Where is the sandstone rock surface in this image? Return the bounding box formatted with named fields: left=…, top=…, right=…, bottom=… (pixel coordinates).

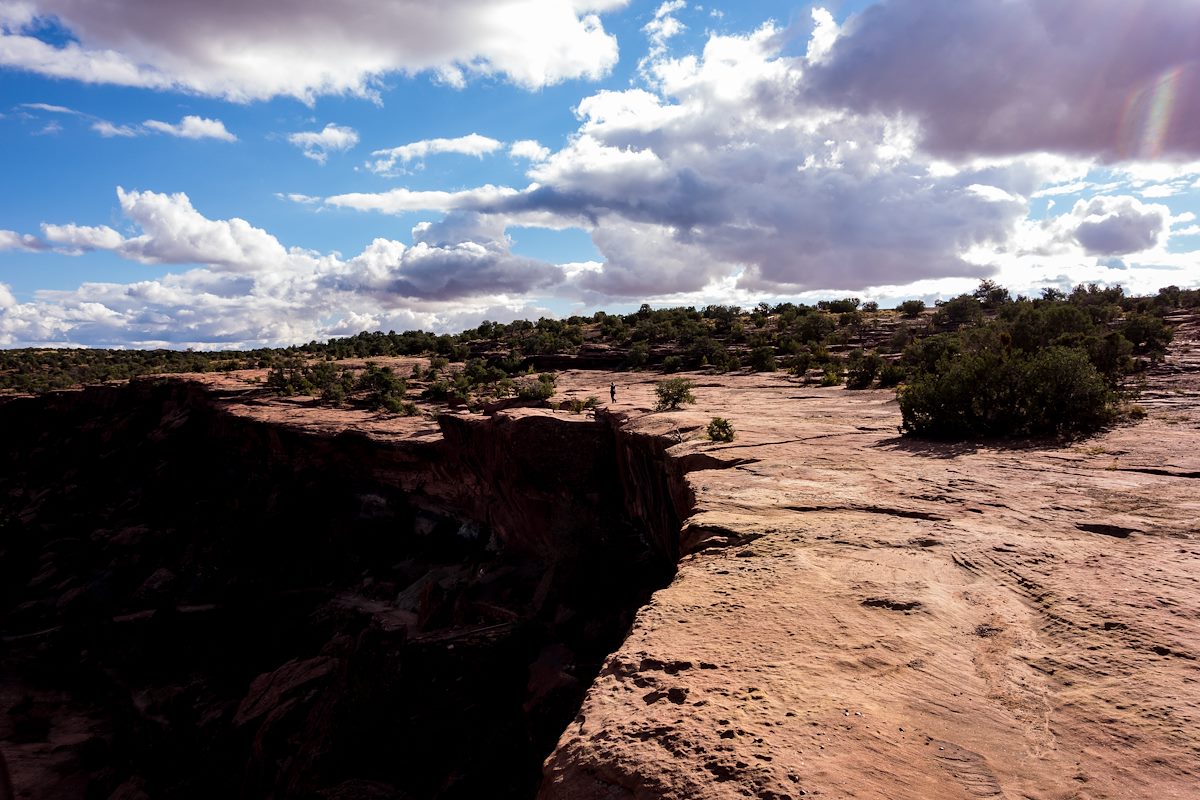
left=540, top=316, right=1200, bottom=799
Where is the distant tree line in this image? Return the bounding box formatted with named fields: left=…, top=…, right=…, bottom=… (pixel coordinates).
left=2, top=283, right=1196, bottom=441
left=0, top=348, right=266, bottom=395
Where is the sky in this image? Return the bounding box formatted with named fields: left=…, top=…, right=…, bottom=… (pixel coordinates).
left=0, top=0, right=1198, bottom=349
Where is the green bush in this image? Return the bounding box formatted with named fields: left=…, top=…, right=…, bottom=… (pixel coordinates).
left=266, top=358, right=358, bottom=405
left=820, top=365, right=842, bottom=386
left=320, top=382, right=347, bottom=406
left=266, top=356, right=313, bottom=396
left=662, top=355, right=683, bottom=373
left=933, top=294, right=984, bottom=329
left=818, top=298, right=860, bottom=313
left=1086, top=331, right=1134, bottom=380
left=625, top=341, right=650, bottom=369
left=706, top=344, right=735, bottom=372
left=899, top=299, right=926, bottom=318
left=1021, top=347, right=1116, bottom=431
left=517, top=372, right=556, bottom=401
left=497, top=349, right=525, bottom=373
left=839, top=311, right=863, bottom=329
left=886, top=323, right=918, bottom=353
left=877, top=363, right=906, bottom=388
left=1121, top=312, right=1173, bottom=357
left=973, top=279, right=1011, bottom=309
left=899, top=344, right=1115, bottom=438
left=788, top=351, right=813, bottom=375
left=421, top=378, right=465, bottom=403
left=654, top=377, right=696, bottom=411
left=749, top=346, right=777, bottom=372
left=901, top=333, right=961, bottom=375
left=706, top=417, right=736, bottom=442
left=382, top=397, right=419, bottom=415
left=558, top=396, right=600, bottom=414
left=356, top=364, right=407, bottom=410
left=845, top=350, right=883, bottom=389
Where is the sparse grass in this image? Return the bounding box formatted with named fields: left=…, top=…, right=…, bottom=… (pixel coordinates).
left=558, top=396, right=600, bottom=414
left=1124, top=404, right=1148, bottom=420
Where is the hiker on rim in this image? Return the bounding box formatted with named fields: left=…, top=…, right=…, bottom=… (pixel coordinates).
left=609, top=381, right=617, bottom=402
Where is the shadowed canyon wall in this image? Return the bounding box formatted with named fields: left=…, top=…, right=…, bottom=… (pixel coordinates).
left=0, top=381, right=687, bottom=799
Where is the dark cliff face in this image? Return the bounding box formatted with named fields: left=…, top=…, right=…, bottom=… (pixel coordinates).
left=0, top=381, right=682, bottom=799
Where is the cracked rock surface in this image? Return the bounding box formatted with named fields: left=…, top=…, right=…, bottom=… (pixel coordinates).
left=541, top=314, right=1200, bottom=800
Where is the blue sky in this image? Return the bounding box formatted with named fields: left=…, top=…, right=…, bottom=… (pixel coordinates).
left=0, top=0, right=1197, bottom=347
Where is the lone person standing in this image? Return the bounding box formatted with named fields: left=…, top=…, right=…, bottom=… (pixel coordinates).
left=609, top=381, right=617, bottom=403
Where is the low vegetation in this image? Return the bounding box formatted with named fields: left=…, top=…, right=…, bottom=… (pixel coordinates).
left=2, top=282, right=1194, bottom=437
left=897, top=283, right=1184, bottom=438
left=654, top=378, right=696, bottom=411
left=517, top=372, right=557, bottom=401
left=706, top=417, right=736, bottom=442
left=558, top=396, right=600, bottom=414
left=899, top=336, right=1116, bottom=438
left=845, top=350, right=883, bottom=389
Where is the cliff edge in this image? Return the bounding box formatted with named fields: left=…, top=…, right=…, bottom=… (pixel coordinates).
left=540, top=314, right=1200, bottom=799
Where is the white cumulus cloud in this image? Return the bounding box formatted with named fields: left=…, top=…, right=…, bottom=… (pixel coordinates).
left=0, top=0, right=628, bottom=101
left=643, top=1, right=687, bottom=57
left=276, top=192, right=322, bottom=205
left=113, top=187, right=289, bottom=271
left=41, top=223, right=125, bottom=252
left=367, top=133, right=503, bottom=175
left=0, top=229, right=47, bottom=251
left=91, top=120, right=138, bottom=137
left=509, top=139, right=551, bottom=161
left=0, top=187, right=579, bottom=347
left=805, top=7, right=839, bottom=64
left=288, top=123, right=359, bottom=164
left=325, top=185, right=521, bottom=214
left=142, top=115, right=236, bottom=141
left=4, top=6, right=1199, bottom=348
left=17, top=102, right=235, bottom=141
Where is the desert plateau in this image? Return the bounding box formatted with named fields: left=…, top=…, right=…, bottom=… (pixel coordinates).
left=0, top=308, right=1195, bottom=799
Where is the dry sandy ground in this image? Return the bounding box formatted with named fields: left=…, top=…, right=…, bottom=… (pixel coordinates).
left=192, top=322, right=1199, bottom=800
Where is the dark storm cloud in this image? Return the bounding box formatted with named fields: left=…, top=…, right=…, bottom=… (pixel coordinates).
left=807, top=0, right=1200, bottom=161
